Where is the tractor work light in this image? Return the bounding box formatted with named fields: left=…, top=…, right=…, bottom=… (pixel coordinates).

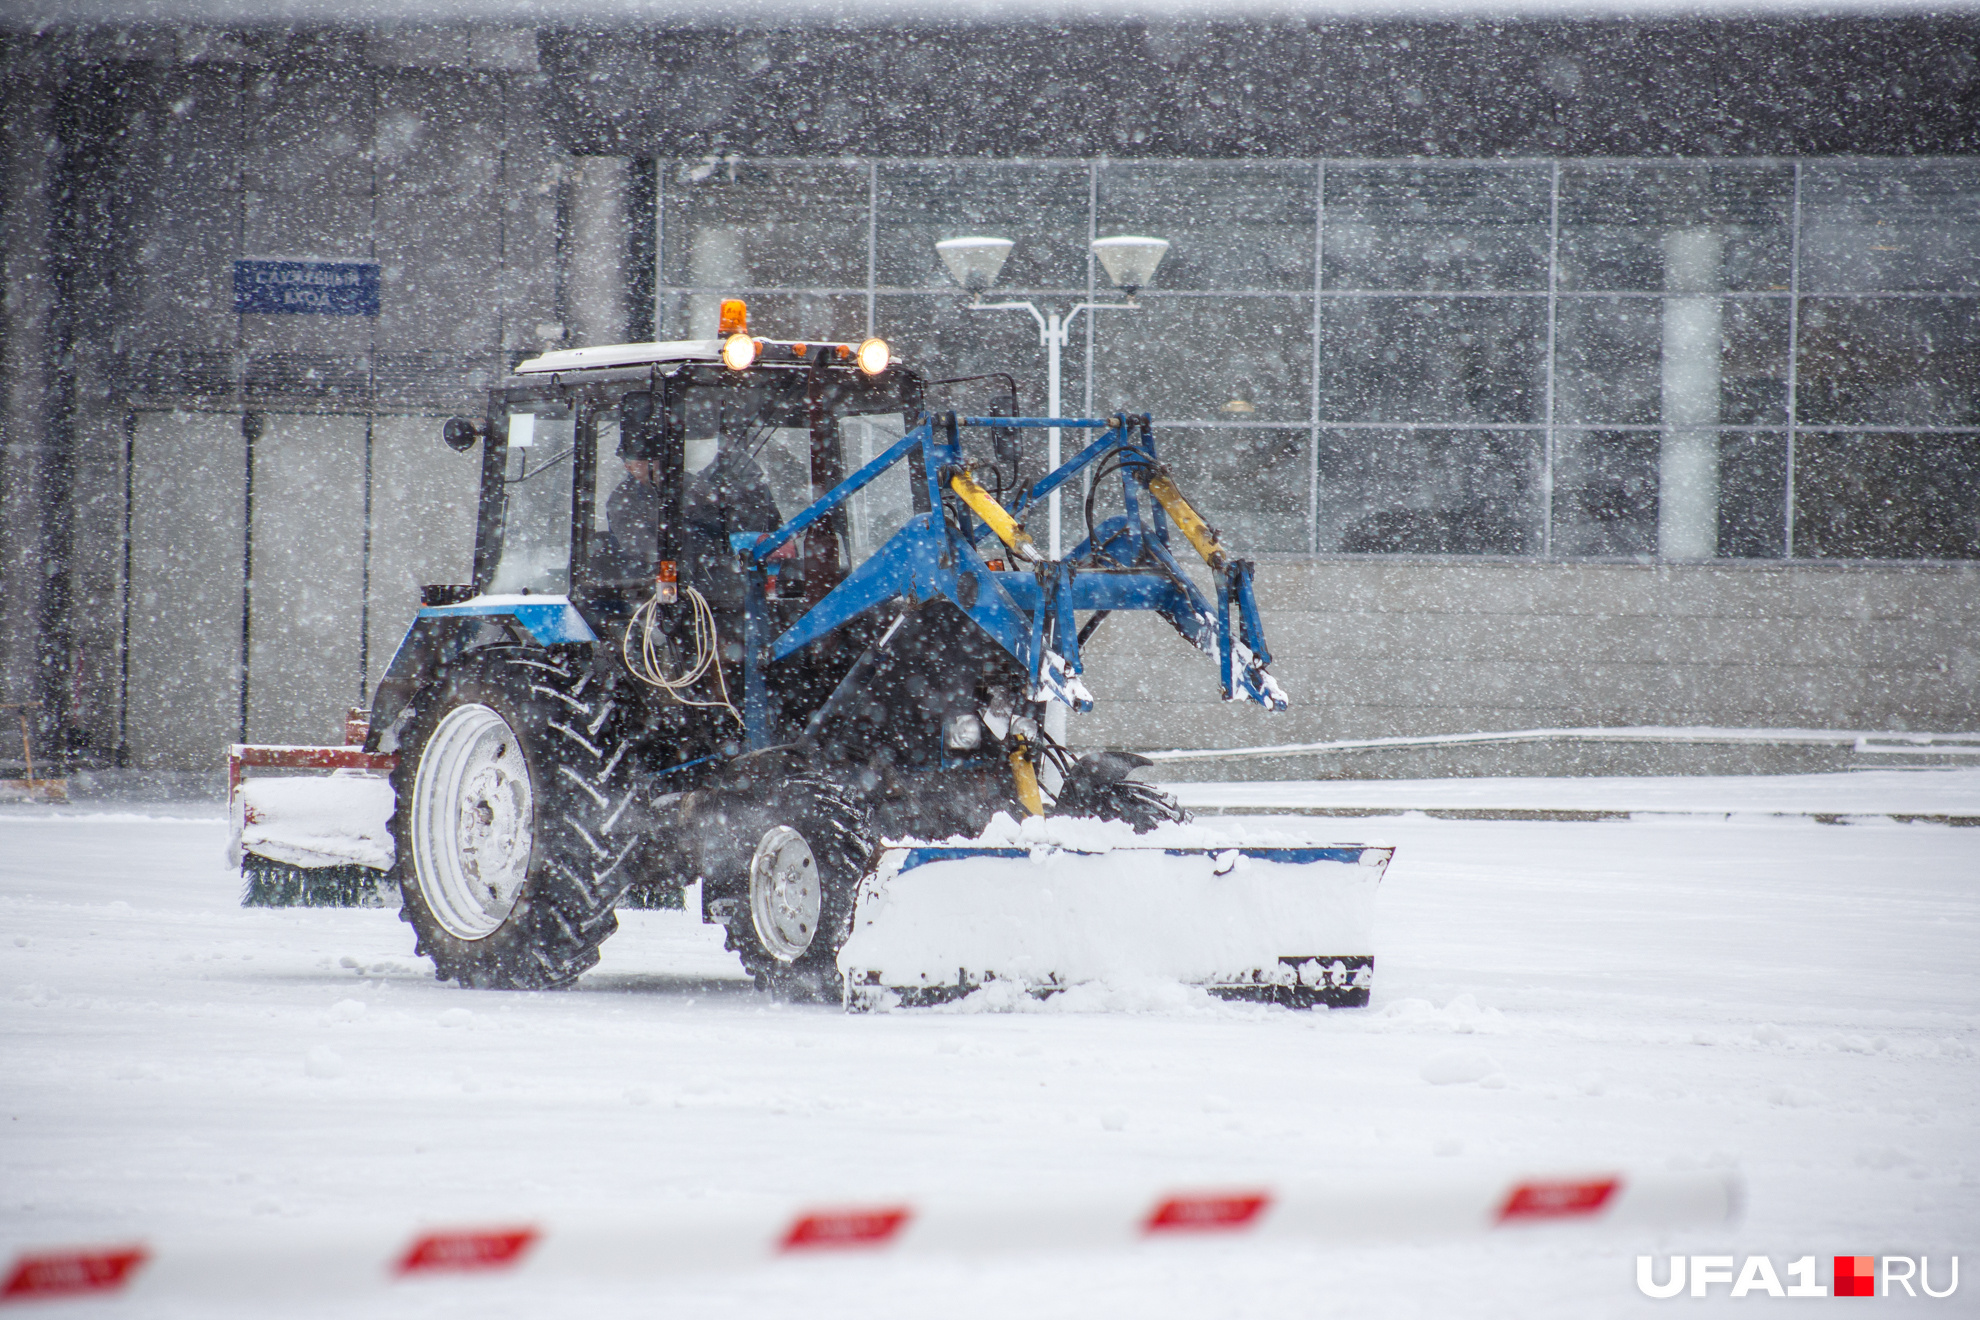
left=857, top=337, right=892, bottom=375
left=722, top=333, right=759, bottom=371
left=942, top=712, right=985, bottom=752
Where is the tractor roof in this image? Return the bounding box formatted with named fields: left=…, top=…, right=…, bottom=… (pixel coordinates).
left=513, top=339, right=721, bottom=374
left=515, top=336, right=878, bottom=377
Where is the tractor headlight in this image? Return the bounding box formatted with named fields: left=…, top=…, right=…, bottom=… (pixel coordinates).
left=856, top=337, right=891, bottom=376
left=942, top=712, right=984, bottom=752
left=722, top=333, right=758, bottom=371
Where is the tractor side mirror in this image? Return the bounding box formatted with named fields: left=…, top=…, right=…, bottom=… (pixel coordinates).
left=442, top=417, right=484, bottom=452
left=986, top=403, right=1021, bottom=473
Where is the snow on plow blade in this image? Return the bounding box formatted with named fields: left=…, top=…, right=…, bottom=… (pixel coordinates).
left=840, top=822, right=1394, bottom=1011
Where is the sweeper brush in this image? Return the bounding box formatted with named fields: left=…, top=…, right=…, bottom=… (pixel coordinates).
left=228, top=303, right=1393, bottom=1007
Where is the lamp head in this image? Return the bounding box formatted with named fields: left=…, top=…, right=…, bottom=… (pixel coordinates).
left=1090, top=235, right=1170, bottom=295
left=935, top=236, right=1015, bottom=292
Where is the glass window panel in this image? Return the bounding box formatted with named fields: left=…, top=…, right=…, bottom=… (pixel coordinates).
left=874, top=162, right=1090, bottom=291
left=1554, top=298, right=1660, bottom=426
left=660, top=160, right=869, bottom=290
left=1092, top=296, right=1312, bottom=423
left=1316, top=429, right=1541, bottom=554
left=656, top=291, right=866, bottom=344
left=1321, top=297, right=1547, bottom=425
left=1802, top=160, right=1980, bottom=293
left=1558, top=164, right=1793, bottom=292
left=872, top=293, right=1081, bottom=420
left=1717, top=433, right=1788, bottom=559
left=1718, top=299, right=1793, bottom=428
left=590, top=405, right=678, bottom=583
left=591, top=415, right=621, bottom=536
left=1796, top=297, right=1980, bottom=427
left=1551, top=430, right=1658, bottom=558
left=1094, top=161, right=1315, bottom=291
left=1323, top=165, right=1551, bottom=291
left=1793, top=432, right=1980, bottom=559
left=1553, top=430, right=1788, bottom=559
left=1554, top=295, right=1788, bottom=426
left=1154, top=428, right=1311, bottom=554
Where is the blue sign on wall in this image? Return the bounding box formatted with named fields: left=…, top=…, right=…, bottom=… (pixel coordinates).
left=233, top=260, right=380, bottom=316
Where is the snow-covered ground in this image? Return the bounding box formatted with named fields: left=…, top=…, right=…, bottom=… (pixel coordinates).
left=4, top=772, right=1976, bottom=1316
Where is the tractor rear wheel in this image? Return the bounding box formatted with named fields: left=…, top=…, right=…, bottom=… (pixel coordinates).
left=391, top=648, right=640, bottom=989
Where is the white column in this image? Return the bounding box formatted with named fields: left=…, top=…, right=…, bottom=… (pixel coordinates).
left=567, top=156, right=630, bottom=347
left=1659, top=226, right=1723, bottom=560
left=687, top=226, right=744, bottom=339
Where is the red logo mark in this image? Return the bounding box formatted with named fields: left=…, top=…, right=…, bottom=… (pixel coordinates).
left=1497, top=1177, right=1620, bottom=1222
left=395, top=1227, right=538, bottom=1275
left=1835, top=1256, right=1877, bottom=1297
left=2, top=1246, right=148, bottom=1302
left=1144, top=1191, right=1272, bottom=1234
left=780, top=1206, right=912, bottom=1252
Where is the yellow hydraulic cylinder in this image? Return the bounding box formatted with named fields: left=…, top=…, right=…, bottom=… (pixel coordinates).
left=948, top=469, right=1045, bottom=564
left=1008, top=739, right=1045, bottom=817
left=1143, top=468, right=1228, bottom=572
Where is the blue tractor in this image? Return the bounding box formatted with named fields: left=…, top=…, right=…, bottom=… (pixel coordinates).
left=233, top=305, right=1389, bottom=1008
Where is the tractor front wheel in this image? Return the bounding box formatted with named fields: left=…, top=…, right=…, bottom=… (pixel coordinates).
left=700, top=776, right=875, bottom=1003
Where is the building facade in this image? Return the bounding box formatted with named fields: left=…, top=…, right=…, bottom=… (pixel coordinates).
left=1, top=16, right=1976, bottom=774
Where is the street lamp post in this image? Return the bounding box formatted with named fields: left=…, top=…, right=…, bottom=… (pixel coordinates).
left=935, top=235, right=1170, bottom=558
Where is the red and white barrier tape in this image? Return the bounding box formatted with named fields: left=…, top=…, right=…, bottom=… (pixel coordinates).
left=2, top=1169, right=1738, bottom=1306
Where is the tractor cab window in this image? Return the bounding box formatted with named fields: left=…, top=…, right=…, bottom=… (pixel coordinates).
left=753, top=428, right=812, bottom=523
left=842, top=411, right=914, bottom=567
left=588, top=405, right=660, bottom=582
left=488, top=402, right=577, bottom=595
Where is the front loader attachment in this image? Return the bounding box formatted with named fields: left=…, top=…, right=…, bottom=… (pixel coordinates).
left=839, top=818, right=1393, bottom=1011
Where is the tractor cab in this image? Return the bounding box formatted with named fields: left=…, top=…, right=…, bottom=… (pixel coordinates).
left=460, top=307, right=925, bottom=644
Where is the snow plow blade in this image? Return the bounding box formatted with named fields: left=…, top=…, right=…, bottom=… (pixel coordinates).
left=839, top=825, right=1394, bottom=1011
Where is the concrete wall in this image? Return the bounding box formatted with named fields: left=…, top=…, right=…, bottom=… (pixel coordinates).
left=2, top=32, right=563, bottom=767
left=1077, top=558, right=1980, bottom=775
left=118, top=408, right=481, bottom=766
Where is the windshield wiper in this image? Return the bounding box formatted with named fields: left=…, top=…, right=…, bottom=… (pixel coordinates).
left=507, top=445, right=575, bottom=483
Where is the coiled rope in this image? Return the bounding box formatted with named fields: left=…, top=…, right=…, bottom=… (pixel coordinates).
left=621, top=583, right=743, bottom=727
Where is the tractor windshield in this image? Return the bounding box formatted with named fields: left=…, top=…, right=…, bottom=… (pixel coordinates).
left=718, top=410, right=913, bottom=570
left=488, top=401, right=577, bottom=595
left=672, top=382, right=915, bottom=574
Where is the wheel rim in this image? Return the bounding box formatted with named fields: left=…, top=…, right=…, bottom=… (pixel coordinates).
left=411, top=703, right=534, bottom=940
left=749, top=825, right=820, bottom=962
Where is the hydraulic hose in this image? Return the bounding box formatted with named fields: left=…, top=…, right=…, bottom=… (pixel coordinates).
left=622, top=583, right=743, bottom=727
